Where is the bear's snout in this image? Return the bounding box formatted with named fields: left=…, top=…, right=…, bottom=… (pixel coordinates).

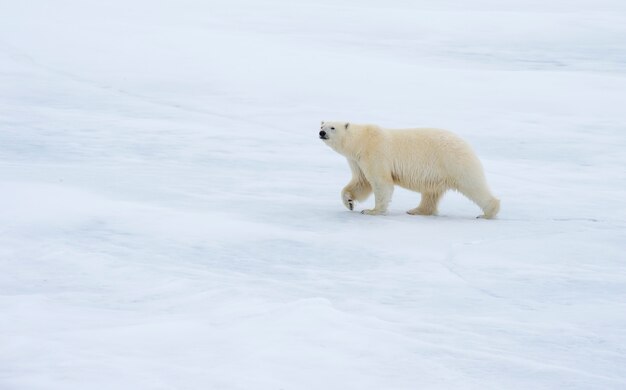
left=319, top=130, right=328, bottom=139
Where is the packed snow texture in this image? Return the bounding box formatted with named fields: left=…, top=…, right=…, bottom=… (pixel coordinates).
left=1, top=1, right=626, bottom=389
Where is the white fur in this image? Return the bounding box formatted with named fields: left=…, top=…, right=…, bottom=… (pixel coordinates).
left=320, top=121, right=500, bottom=218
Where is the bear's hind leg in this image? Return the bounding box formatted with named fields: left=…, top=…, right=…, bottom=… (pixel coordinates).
left=456, top=181, right=500, bottom=219
left=407, top=191, right=444, bottom=216
left=478, top=197, right=500, bottom=219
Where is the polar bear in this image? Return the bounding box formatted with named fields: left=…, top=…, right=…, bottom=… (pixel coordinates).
left=319, top=121, right=500, bottom=218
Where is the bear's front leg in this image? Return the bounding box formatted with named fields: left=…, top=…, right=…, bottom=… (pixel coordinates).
left=357, top=161, right=394, bottom=215
left=341, top=188, right=355, bottom=211
left=341, top=172, right=372, bottom=211
left=361, top=182, right=394, bottom=215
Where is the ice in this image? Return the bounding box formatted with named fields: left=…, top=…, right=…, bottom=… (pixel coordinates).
left=1, top=0, right=626, bottom=389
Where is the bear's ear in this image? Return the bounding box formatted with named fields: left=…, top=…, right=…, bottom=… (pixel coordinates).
left=345, top=122, right=350, bottom=129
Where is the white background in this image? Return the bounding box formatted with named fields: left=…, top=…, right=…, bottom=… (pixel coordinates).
left=1, top=0, right=626, bottom=389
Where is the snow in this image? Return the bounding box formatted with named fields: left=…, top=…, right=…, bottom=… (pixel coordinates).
left=1, top=0, right=626, bottom=389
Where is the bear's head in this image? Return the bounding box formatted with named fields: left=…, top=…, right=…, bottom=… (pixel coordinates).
left=319, top=121, right=350, bottom=151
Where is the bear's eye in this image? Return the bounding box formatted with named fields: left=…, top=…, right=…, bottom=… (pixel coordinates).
left=330, top=127, right=335, bottom=130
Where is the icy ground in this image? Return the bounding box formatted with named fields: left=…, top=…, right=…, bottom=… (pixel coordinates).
left=1, top=0, right=626, bottom=389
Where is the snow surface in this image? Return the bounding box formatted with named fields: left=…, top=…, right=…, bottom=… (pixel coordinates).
left=1, top=0, right=626, bottom=389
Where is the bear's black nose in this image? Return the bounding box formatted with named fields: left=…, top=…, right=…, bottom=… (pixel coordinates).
left=319, top=130, right=326, bottom=137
